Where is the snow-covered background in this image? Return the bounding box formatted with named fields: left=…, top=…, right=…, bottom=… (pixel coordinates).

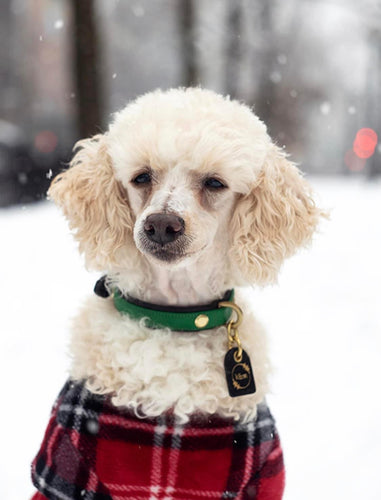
left=0, top=177, right=380, bottom=500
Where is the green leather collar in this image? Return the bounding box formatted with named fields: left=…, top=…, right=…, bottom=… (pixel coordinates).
left=113, top=289, right=235, bottom=331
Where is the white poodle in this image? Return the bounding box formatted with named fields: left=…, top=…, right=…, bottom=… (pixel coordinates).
left=31, top=88, right=322, bottom=500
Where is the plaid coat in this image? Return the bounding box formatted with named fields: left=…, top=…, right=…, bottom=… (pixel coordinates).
left=31, top=380, right=285, bottom=500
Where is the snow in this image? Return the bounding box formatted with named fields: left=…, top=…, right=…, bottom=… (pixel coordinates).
left=131, top=5, right=145, bottom=17
left=277, top=54, right=287, bottom=65
left=0, top=177, right=380, bottom=500
left=320, top=102, right=332, bottom=115
left=54, top=19, right=64, bottom=30
left=270, top=71, right=282, bottom=84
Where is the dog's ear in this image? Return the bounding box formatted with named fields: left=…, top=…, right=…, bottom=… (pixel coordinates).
left=230, top=145, right=324, bottom=285
left=48, top=134, right=134, bottom=270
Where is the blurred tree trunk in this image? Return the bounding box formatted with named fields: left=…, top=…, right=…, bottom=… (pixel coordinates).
left=366, top=29, right=381, bottom=177
left=0, top=0, right=11, bottom=95
left=253, top=0, right=300, bottom=148
left=225, top=0, right=242, bottom=98
left=178, top=0, right=198, bottom=86
left=254, top=1, right=277, bottom=129
left=71, top=0, right=104, bottom=138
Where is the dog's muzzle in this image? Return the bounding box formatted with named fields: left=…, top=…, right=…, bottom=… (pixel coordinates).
left=143, top=213, right=185, bottom=245
left=138, top=213, right=188, bottom=262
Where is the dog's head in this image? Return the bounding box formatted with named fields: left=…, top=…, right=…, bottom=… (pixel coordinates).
left=49, top=88, right=323, bottom=286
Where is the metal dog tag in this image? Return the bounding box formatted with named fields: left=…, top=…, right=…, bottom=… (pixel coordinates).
left=224, top=348, right=256, bottom=397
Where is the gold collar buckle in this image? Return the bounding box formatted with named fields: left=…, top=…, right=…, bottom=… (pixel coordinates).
left=218, top=301, right=244, bottom=362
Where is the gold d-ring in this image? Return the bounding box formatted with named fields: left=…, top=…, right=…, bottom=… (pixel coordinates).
left=218, top=301, right=243, bottom=329
left=219, top=301, right=244, bottom=362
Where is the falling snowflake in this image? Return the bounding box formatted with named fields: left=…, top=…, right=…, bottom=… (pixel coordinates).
left=132, top=5, right=145, bottom=17
left=112, top=73, right=117, bottom=79
left=86, top=419, right=99, bottom=434
left=348, top=106, right=356, bottom=115
left=46, top=169, right=53, bottom=180
left=320, top=102, right=331, bottom=115
left=54, top=19, right=64, bottom=29
left=18, top=172, right=28, bottom=185
left=277, top=54, right=287, bottom=65
left=269, top=71, right=282, bottom=84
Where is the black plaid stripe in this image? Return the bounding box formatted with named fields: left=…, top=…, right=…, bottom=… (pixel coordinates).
left=32, top=381, right=112, bottom=499
left=241, top=409, right=284, bottom=499
left=58, top=381, right=105, bottom=494
left=32, top=426, right=112, bottom=500
left=57, top=380, right=104, bottom=436
left=223, top=403, right=279, bottom=497
left=33, top=455, right=111, bottom=500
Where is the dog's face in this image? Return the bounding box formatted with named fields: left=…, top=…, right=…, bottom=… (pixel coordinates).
left=125, top=162, right=237, bottom=265
left=49, top=88, right=323, bottom=285
left=107, top=88, right=269, bottom=269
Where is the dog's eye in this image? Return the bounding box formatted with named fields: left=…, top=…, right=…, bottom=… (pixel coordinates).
left=203, top=177, right=226, bottom=190
left=132, top=172, right=152, bottom=185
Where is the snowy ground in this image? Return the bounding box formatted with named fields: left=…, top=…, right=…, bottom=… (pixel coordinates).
left=0, top=177, right=380, bottom=500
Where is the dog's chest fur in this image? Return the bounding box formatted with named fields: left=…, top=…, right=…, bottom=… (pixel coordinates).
left=69, top=291, right=269, bottom=422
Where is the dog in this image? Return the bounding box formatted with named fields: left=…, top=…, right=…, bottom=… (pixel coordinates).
left=31, top=88, right=322, bottom=500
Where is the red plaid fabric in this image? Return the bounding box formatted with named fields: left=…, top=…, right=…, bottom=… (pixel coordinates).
left=31, top=380, right=285, bottom=500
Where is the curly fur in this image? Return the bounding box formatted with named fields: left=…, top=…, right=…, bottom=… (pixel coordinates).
left=230, top=146, right=322, bottom=285
left=49, top=136, right=137, bottom=271
left=48, top=87, right=323, bottom=421
left=69, top=291, right=269, bottom=423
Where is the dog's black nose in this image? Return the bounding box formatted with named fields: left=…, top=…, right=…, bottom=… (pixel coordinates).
left=144, top=213, right=185, bottom=245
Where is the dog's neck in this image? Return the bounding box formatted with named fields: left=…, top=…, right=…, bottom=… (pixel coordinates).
left=114, top=244, right=231, bottom=307
left=148, top=261, right=225, bottom=305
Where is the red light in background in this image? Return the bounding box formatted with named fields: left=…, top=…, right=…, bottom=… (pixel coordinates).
left=353, top=128, right=378, bottom=159
left=34, top=130, right=58, bottom=154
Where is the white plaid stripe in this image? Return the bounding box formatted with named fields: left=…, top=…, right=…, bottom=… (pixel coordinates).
left=72, top=384, right=93, bottom=446
left=149, top=419, right=167, bottom=499
left=102, top=484, right=235, bottom=498
left=34, top=480, right=73, bottom=500
left=163, top=422, right=183, bottom=499
left=148, top=418, right=185, bottom=500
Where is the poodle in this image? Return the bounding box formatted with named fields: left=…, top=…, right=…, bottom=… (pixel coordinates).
left=31, top=88, right=322, bottom=500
